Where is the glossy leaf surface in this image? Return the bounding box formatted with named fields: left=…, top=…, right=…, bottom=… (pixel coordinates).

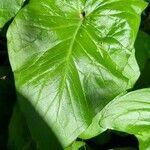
left=80, top=89, right=150, bottom=150
left=8, top=0, right=147, bottom=147
left=0, top=0, right=24, bottom=28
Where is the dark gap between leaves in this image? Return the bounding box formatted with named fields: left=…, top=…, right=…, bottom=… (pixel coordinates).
left=81, top=130, right=139, bottom=150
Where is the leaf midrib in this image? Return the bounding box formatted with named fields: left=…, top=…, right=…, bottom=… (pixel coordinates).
left=57, top=19, right=83, bottom=117
left=60, top=20, right=82, bottom=90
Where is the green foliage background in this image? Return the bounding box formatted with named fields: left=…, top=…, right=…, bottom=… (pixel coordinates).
left=0, top=0, right=150, bottom=150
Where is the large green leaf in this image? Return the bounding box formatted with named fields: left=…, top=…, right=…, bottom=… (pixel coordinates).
left=80, top=89, right=150, bottom=150
left=0, top=0, right=24, bottom=28
left=7, top=0, right=147, bottom=147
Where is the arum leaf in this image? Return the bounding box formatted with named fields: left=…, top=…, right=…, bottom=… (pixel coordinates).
left=80, top=89, right=150, bottom=150
left=0, top=0, right=24, bottom=28
left=8, top=0, right=147, bottom=147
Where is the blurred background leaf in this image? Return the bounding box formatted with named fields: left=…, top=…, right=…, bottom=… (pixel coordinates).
left=0, top=66, right=16, bottom=150
left=134, top=31, right=150, bottom=71
left=7, top=103, right=37, bottom=150
left=134, top=30, right=150, bottom=89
